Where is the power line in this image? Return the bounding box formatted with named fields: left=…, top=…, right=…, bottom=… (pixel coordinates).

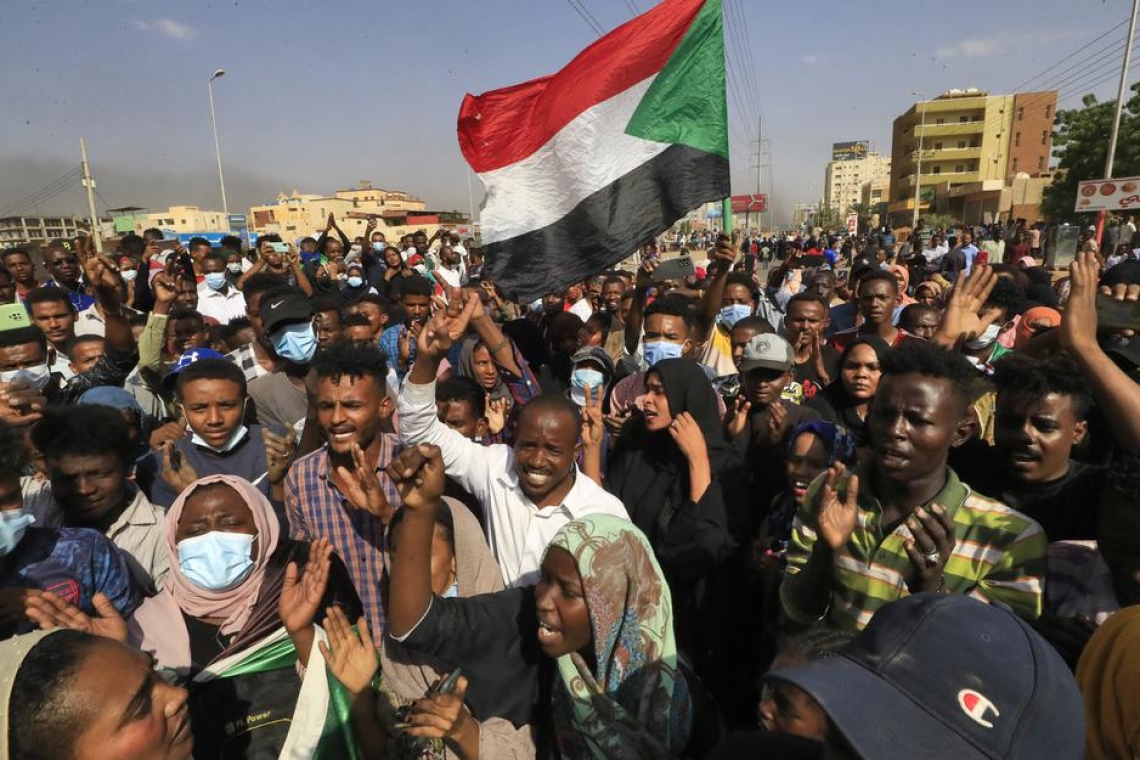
left=1058, top=57, right=1140, bottom=106
left=1007, top=18, right=1129, bottom=93
left=567, top=0, right=605, bottom=36
left=0, top=167, right=83, bottom=218
left=620, top=0, right=639, bottom=18
left=725, top=0, right=763, bottom=123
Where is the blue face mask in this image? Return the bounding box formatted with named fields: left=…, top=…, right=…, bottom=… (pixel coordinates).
left=0, top=509, right=34, bottom=557
left=271, top=322, right=318, bottom=365
left=204, top=272, right=228, bottom=291
left=347, top=276, right=364, bottom=288
left=177, top=531, right=256, bottom=591
left=371, top=242, right=385, bottom=253
left=643, top=340, right=684, bottom=367
left=571, top=368, right=606, bottom=391
left=718, top=303, right=752, bottom=329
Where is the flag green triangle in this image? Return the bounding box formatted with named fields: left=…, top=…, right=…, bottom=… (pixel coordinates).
left=625, top=0, right=728, bottom=159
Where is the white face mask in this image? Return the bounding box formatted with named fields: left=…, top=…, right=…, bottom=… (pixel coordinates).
left=190, top=423, right=249, bottom=454
left=0, top=361, right=52, bottom=391
left=965, top=323, right=1002, bottom=350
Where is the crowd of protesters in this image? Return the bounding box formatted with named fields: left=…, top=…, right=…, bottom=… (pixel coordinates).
left=2, top=211, right=1140, bottom=760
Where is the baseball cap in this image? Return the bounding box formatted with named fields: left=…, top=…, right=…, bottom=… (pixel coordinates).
left=162, top=348, right=227, bottom=387
left=571, top=346, right=614, bottom=377
left=738, top=333, right=794, bottom=374
left=261, top=291, right=313, bottom=336
left=768, top=594, right=1085, bottom=760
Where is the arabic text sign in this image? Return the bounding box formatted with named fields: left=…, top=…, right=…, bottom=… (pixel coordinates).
left=1075, top=177, right=1140, bottom=212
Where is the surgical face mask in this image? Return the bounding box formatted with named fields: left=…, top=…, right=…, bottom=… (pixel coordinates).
left=121, top=268, right=138, bottom=283
left=0, top=509, right=34, bottom=557
left=190, top=423, right=249, bottom=454
left=204, top=272, right=228, bottom=291
left=571, top=368, right=606, bottom=392
left=226, top=262, right=243, bottom=274
left=371, top=242, right=385, bottom=253
left=965, top=323, right=1002, bottom=350
left=347, top=276, right=364, bottom=288
left=177, top=531, right=256, bottom=591
left=0, top=362, right=51, bottom=391
left=271, top=321, right=318, bottom=365
left=718, top=303, right=752, bottom=329
left=642, top=340, right=684, bottom=367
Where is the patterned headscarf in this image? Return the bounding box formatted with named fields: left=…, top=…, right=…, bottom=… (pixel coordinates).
left=545, top=515, right=692, bottom=760
left=785, top=420, right=858, bottom=466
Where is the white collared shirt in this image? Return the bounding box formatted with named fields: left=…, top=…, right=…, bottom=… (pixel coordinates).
left=398, top=377, right=629, bottom=587
left=74, top=304, right=107, bottom=337
left=196, top=283, right=247, bottom=325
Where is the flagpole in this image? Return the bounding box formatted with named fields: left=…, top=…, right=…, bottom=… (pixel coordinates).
left=722, top=198, right=733, bottom=239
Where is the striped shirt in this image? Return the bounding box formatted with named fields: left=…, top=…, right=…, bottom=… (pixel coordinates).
left=781, top=465, right=1046, bottom=631
left=284, top=435, right=401, bottom=641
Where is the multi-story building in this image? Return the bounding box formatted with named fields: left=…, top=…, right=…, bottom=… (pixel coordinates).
left=0, top=215, right=91, bottom=248
left=888, top=88, right=1057, bottom=225
left=824, top=143, right=891, bottom=215
left=248, top=181, right=467, bottom=244
left=126, top=205, right=231, bottom=236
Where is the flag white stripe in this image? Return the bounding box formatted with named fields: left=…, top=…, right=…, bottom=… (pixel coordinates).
left=477, top=75, right=670, bottom=245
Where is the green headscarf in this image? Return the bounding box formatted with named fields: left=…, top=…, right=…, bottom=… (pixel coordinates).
left=545, top=514, right=692, bottom=760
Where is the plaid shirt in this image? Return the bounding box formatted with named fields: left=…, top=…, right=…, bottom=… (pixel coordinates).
left=284, top=435, right=401, bottom=640
left=781, top=465, right=1046, bottom=631
left=226, top=342, right=271, bottom=384
left=378, top=324, right=414, bottom=380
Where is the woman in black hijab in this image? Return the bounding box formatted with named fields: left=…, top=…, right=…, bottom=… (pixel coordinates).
left=806, top=336, right=890, bottom=450
left=604, top=357, right=751, bottom=718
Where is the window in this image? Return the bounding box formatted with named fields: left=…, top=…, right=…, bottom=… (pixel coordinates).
left=957, top=140, right=966, bottom=149
left=1012, top=158, right=1019, bottom=171
left=960, top=116, right=969, bottom=123
left=936, top=117, right=945, bottom=125
left=933, top=166, right=942, bottom=175
left=1042, top=130, right=1048, bottom=145
left=970, top=160, right=979, bottom=172
left=1018, top=106, right=1024, bottom=120
left=969, top=138, right=980, bottom=148
left=934, top=142, right=943, bottom=150
left=1044, top=105, right=1052, bottom=119
left=954, top=164, right=964, bottom=173
left=1038, top=156, right=1046, bottom=172
left=1015, top=132, right=1021, bottom=147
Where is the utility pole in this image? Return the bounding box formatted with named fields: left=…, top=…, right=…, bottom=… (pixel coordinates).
left=79, top=137, right=103, bottom=253
left=911, top=92, right=927, bottom=231
left=208, top=69, right=229, bottom=215
left=750, top=117, right=770, bottom=232
left=1098, top=0, right=1139, bottom=244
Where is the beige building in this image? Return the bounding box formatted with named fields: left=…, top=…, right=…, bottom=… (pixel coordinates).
left=248, top=181, right=463, bottom=243
left=888, top=88, right=1057, bottom=225
left=129, top=205, right=230, bottom=235
left=824, top=150, right=891, bottom=214
left=0, top=215, right=91, bottom=248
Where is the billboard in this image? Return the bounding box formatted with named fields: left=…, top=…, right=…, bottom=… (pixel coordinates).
left=1075, top=177, right=1140, bottom=212
left=832, top=141, right=869, bottom=162
left=730, top=194, right=768, bottom=213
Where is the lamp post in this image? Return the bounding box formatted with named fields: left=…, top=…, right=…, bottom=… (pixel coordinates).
left=207, top=68, right=229, bottom=215
left=911, top=91, right=927, bottom=230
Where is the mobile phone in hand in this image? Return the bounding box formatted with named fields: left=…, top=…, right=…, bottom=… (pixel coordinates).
left=432, top=668, right=463, bottom=696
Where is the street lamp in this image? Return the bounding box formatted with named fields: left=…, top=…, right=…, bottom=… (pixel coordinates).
left=207, top=68, right=229, bottom=215
left=911, top=91, right=927, bottom=230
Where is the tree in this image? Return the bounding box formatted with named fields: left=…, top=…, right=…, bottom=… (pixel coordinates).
left=815, top=206, right=841, bottom=231
left=848, top=202, right=875, bottom=231
left=1041, top=82, right=1140, bottom=223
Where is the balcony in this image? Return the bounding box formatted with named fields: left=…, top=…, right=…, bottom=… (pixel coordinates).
left=895, top=170, right=984, bottom=189
left=914, top=122, right=985, bottom=138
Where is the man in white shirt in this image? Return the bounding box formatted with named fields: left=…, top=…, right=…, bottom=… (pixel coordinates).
left=398, top=291, right=628, bottom=587
left=196, top=251, right=247, bottom=325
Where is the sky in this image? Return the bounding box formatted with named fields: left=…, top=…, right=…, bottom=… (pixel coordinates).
left=1, top=0, right=1136, bottom=226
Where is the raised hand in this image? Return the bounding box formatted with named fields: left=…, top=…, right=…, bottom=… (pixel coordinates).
left=82, top=252, right=122, bottom=292
left=264, top=428, right=296, bottom=485
left=724, top=394, right=751, bottom=439
left=279, top=537, right=332, bottom=635
left=0, top=381, right=48, bottom=426
left=811, top=333, right=832, bottom=385
left=333, top=443, right=394, bottom=524
left=580, top=384, right=605, bottom=449
left=318, top=606, right=378, bottom=696
left=903, top=504, right=956, bottom=593
left=767, top=400, right=789, bottom=442
left=711, top=234, right=738, bottom=274
left=25, top=591, right=128, bottom=642
left=160, top=441, right=200, bottom=492
left=416, top=288, right=481, bottom=361
left=1059, top=249, right=1100, bottom=352
left=668, top=411, right=708, bottom=462
left=815, top=464, right=859, bottom=552
left=152, top=272, right=178, bottom=309
left=485, top=395, right=507, bottom=436
left=935, top=265, right=998, bottom=345
left=386, top=443, right=446, bottom=511
left=635, top=258, right=660, bottom=290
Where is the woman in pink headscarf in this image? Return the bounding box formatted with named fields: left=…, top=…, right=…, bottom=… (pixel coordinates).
left=129, top=474, right=362, bottom=760
left=887, top=265, right=917, bottom=306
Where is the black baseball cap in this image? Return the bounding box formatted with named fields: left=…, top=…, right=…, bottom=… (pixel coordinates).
left=261, top=291, right=313, bottom=336
left=768, top=594, right=1084, bottom=760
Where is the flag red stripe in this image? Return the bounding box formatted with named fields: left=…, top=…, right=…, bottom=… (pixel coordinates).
left=458, top=0, right=706, bottom=174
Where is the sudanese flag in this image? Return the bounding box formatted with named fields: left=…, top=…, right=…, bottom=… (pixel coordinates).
left=459, top=0, right=729, bottom=302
